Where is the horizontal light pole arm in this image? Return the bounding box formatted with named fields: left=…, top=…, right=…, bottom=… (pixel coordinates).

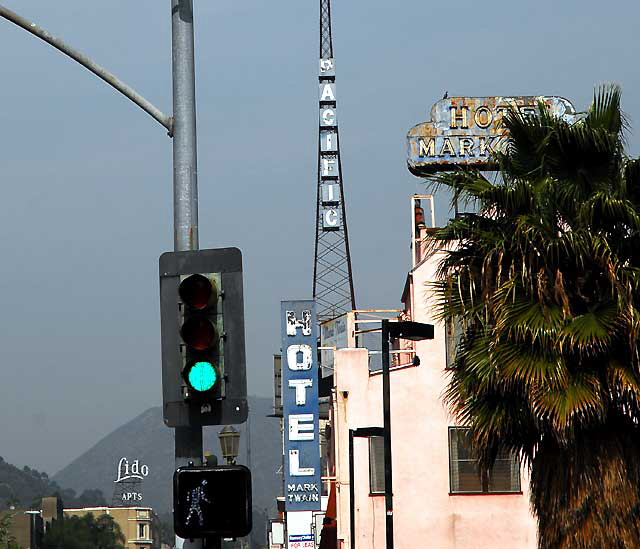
left=0, top=4, right=173, bottom=135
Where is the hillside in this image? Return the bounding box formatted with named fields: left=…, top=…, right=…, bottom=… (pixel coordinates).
left=0, top=458, right=106, bottom=510
left=52, top=396, right=281, bottom=546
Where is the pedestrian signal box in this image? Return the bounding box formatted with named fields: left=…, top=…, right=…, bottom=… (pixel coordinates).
left=173, top=465, right=252, bottom=539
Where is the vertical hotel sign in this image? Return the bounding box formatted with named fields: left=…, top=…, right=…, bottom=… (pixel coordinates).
left=281, top=300, right=321, bottom=510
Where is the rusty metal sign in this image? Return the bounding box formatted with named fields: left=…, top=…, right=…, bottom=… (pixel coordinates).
left=407, top=96, right=577, bottom=175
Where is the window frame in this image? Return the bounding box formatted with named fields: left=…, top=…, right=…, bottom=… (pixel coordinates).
left=448, top=426, right=521, bottom=495
left=368, top=435, right=385, bottom=496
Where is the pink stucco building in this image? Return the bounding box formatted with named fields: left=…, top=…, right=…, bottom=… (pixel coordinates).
left=326, top=196, right=537, bottom=548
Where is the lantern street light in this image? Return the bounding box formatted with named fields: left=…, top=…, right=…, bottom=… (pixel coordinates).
left=218, top=426, right=241, bottom=465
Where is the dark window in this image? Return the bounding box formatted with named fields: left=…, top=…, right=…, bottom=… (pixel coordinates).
left=369, top=436, right=385, bottom=494
left=320, top=422, right=330, bottom=496
left=445, top=318, right=463, bottom=369
left=448, top=427, right=520, bottom=494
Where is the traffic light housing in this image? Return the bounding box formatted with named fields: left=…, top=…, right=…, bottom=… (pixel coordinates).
left=173, top=465, right=252, bottom=539
left=160, top=248, right=248, bottom=427
left=179, top=273, right=223, bottom=399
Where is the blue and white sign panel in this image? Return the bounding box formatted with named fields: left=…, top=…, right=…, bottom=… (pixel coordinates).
left=281, top=300, right=321, bottom=511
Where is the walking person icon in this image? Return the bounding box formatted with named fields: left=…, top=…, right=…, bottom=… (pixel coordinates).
left=185, top=479, right=211, bottom=526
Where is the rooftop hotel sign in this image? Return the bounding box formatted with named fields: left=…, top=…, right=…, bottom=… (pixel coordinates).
left=407, top=96, right=577, bottom=175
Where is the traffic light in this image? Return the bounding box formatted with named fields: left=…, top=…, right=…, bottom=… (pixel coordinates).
left=160, top=248, right=248, bottom=427
left=173, top=465, right=252, bottom=539
left=179, top=273, right=223, bottom=400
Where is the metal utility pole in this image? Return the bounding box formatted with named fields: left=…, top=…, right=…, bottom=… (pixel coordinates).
left=0, top=5, right=171, bottom=133
left=0, top=2, right=211, bottom=547
left=381, top=320, right=394, bottom=549
left=313, top=0, right=356, bottom=323
left=379, top=320, right=433, bottom=549
left=172, top=0, right=199, bottom=253
left=171, top=1, right=204, bottom=549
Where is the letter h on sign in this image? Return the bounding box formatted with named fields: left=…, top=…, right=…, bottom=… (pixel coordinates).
left=280, top=301, right=322, bottom=511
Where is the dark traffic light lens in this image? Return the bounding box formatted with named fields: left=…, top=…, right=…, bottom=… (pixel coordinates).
left=181, top=316, right=217, bottom=350
left=179, top=274, right=216, bottom=309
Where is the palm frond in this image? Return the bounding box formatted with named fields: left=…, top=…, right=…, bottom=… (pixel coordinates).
left=585, top=83, right=628, bottom=139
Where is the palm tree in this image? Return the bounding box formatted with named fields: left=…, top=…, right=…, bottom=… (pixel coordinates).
left=428, top=85, right=640, bottom=548
left=0, top=513, right=20, bottom=549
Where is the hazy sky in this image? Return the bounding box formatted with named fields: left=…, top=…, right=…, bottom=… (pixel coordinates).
left=1, top=0, right=639, bottom=475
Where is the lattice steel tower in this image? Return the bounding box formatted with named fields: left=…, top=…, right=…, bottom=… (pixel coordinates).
left=313, top=0, right=356, bottom=323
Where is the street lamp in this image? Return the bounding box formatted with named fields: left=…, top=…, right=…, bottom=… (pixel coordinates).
left=381, top=319, right=433, bottom=549
left=218, top=425, right=241, bottom=465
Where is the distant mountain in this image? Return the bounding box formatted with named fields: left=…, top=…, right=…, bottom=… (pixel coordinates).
left=52, top=396, right=282, bottom=547
left=0, top=458, right=107, bottom=510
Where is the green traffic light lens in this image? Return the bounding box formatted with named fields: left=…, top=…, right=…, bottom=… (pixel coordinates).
left=188, top=361, right=217, bottom=392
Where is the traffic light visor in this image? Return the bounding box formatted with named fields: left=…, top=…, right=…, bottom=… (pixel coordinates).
left=179, top=274, right=217, bottom=309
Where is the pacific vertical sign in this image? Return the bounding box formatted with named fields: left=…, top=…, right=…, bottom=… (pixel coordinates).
left=318, top=58, right=342, bottom=232
left=281, top=300, right=321, bottom=511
